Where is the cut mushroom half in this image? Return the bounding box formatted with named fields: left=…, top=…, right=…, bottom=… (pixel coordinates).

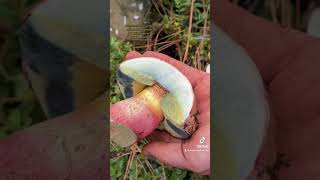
left=110, top=57, right=196, bottom=146
left=307, top=7, right=320, bottom=38
left=206, top=64, right=210, bottom=73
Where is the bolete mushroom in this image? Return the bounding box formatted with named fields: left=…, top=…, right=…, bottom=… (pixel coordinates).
left=307, top=7, right=320, bottom=38
left=110, top=57, right=198, bottom=147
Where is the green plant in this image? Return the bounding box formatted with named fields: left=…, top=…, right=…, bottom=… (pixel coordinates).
left=109, top=1, right=210, bottom=179
left=0, top=0, right=45, bottom=139
left=142, top=0, right=211, bottom=70
left=110, top=36, right=133, bottom=104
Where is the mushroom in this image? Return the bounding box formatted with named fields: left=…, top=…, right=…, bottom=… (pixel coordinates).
left=307, top=7, right=320, bottom=38
left=110, top=57, right=198, bottom=147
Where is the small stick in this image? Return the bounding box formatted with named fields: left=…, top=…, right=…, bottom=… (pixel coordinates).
left=137, top=158, right=147, bottom=174
left=157, top=41, right=180, bottom=52
left=134, top=39, right=181, bottom=49
left=158, top=0, right=169, bottom=15
left=295, top=0, right=301, bottom=29
left=281, top=0, right=286, bottom=27
left=154, top=26, right=164, bottom=51
left=144, top=159, right=155, bottom=176
left=151, top=0, right=164, bottom=18
left=161, top=162, right=166, bottom=180
left=157, top=31, right=183, bottom=42
left=195, top=0, right=209, bottom=70
left=111, top=152, right=131, bottom=161
left=182, top=0, right=196, bottom=63
left=135, top=158, right=138, bottom=180
left=269, top=0, right=279, bottom=24
left=124, top=150, right=133, bottom=180
left=124, top=143, right=140, bottom=180
left=177, top=42, right=182, bottom=61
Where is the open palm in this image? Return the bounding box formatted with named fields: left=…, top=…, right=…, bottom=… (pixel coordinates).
left=216, top=1, right=320, bottom=179
left=125, top=51, right=211, bottom=175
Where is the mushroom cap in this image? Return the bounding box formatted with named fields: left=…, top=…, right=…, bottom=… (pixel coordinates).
left=213, top=24, right=268, bottom=180
left=117, top=57, right=195, bottom=138
left=206, top=64, right=210, bottom=73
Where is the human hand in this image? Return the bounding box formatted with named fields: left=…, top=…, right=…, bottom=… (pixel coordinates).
left=0, top=95, right=107, bottom=179
left=124, top=51, right=210, bottom=175
left=215, top=1, right=320, bottom=179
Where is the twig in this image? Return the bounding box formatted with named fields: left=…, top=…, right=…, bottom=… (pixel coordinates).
left=158, top=0, right=169, bottom=15
left=151, top=0, right=164, bottom=18
left=176, top=42, right=182, bottom=61
left=287, top=0, right=292, bottom=28
left=295, top=0, right=301, bottom=29
left=111, top=152, right=131, bottom=161
left=134, top=40, right=181, bottom=49
left=194, top=0, right=209, bottom=70
left=281, top=0, right=287, bottom=27
left=157, top=40, right=180, bottom=52
left=144, top=159, right=155, bottom=176
left=123, top=143, right=143, bottom=179
left=135, top=158, right=138, bottom=180
left=182, top=0, right=196, bottom=63
left=155, top=30, right=183, bottom=43
left=124, top=150, right=134, bottom=180
left=146, top=37, right=152, bottom=51
left=154, top=26, right=164, bottom=51
left=269, top=0, right=279, bottom=24
left=137, top=158, right=147, bottom=174
left=161, top=162, right=166, bottom=180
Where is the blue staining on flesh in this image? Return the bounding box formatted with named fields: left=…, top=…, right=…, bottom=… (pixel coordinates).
left=116, top=69, right=134, bottom=98
left=166, top=119, right=190, bottom=139
left=19, top=22, right=75, bottom=118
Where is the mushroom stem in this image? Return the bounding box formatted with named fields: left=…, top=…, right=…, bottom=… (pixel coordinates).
left=110, top=83, right=167, bottom=140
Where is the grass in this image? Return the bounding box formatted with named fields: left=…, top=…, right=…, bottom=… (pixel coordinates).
left=109, top=0, right=210, bottom=179
left=0, top=0, right=45, bottom=139
left=234, top=0, right=318, bottom=31
left=1, top=0, right=318, bottom=179
left=110, top=31, right=206, bottom=180
left=110, top=0, right=320, bottom=179
left=140, top=0, right=211, bottom=70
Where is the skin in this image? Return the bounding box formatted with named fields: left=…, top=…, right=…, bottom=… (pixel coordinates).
left=0, top=95, right=107, bottom=180
left=215, top=1, right=320, bottom=179
left=0, top=50, right=210, bottom=179
left=3, top=1, right=320, bottom=177
left=125, top=51, right=211, bottom=175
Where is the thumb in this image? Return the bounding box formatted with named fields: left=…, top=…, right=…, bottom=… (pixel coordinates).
left=124, top=51, right=143, bottom=60
left=143, top=141, right=189, bottom=170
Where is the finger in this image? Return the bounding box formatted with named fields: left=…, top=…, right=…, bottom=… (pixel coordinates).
left=142, top=51, right=207, bottom=87
left=214, top=0, right=312, bottom=83
left=146, top=130, right=181, bottom=143
left=193, top=75, right=210, bottom=114
left=143, top=141, right=189, bottom=170
left=197, top=111, right=210, bottom=126
left=125, top=51, right=143, bottom=60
